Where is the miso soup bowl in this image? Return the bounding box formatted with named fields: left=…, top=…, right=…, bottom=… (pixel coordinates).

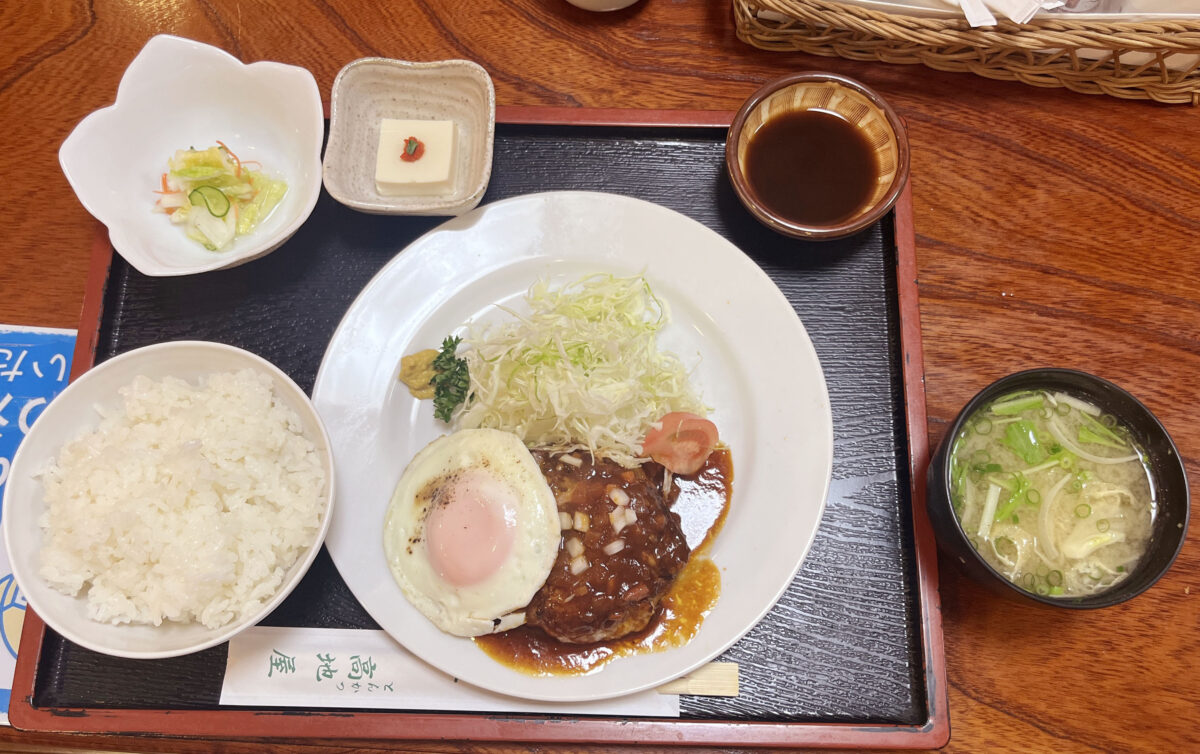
left=725, top=71, right=909, bottom=240
left=926, top=368, right=1189, bottom=609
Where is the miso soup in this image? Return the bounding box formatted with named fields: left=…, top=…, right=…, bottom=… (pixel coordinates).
left=949, top=389, right=1155, bottom=597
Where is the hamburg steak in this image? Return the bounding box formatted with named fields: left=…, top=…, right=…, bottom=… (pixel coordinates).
left=525, top=452, right=690, bottom=644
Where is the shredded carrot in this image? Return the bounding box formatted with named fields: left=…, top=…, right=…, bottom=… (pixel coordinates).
left=152, top=172, right=171, bottom=194
left=216, top=140, right=242, bottom=177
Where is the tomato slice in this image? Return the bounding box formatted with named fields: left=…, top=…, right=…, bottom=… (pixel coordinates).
left=642, top=412, right=719, bottom=475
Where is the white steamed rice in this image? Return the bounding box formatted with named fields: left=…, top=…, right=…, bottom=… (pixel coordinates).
left=37, top=368, right=326, bottom=629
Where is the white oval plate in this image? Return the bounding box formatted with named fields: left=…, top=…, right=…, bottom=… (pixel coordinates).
left=313, top=191, right=832, bottom=701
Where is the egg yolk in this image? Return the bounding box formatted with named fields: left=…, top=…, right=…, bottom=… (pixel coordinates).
left=426, top=468, right=517, bottom=586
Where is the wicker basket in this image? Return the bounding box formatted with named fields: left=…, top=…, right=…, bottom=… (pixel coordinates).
left=734, top=0, right=1200, bottom=104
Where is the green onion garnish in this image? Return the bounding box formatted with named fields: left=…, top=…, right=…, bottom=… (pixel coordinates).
left=1047, top=570, right=1064, bottom=587
left=1049, top=585, right=1064, bottom=596
left=1097, top=519, right=1111, bottom=533
left=991, top=393, right=1044, bottom=416
left=974, top=417, right=993, bottom=435
left=1075, top=503, right=1091, bottom=518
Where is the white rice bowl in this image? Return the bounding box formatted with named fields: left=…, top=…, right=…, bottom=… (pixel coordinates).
left=2, top=341, right=334, bottom=659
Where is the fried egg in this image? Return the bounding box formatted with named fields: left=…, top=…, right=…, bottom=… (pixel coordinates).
left=383, top=428, right=560, bottom=637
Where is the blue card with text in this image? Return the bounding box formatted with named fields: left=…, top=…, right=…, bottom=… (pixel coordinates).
left=0, top=325, right=76, bottom=723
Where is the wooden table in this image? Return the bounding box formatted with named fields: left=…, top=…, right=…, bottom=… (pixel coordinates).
left=3, top=2, right=1196, bottom=752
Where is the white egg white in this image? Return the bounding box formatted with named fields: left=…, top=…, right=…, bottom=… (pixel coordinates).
left=383, top=428, right=560, bottom=637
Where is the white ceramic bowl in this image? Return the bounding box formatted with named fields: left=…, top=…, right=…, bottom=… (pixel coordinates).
left=58, top=35, right=324, bottom=277
left=323, top=58, right=495, bottom=215
left=1, top=341, right=335, bottom=659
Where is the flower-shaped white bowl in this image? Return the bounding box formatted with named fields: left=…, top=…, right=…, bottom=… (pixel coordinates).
left=59, top=35, right=324, bottom=277
left=323, top=58, right=495, bottom=215
left=1, top=341, right=335, bottom=658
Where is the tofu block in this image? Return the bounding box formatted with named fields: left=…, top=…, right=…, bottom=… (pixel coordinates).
left=375, top=119, right=457, bottom=196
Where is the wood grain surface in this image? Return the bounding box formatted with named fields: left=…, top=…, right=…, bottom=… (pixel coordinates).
left=2, top=1, right=1197, bottom=753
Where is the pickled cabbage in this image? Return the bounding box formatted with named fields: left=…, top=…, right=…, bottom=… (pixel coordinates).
left=153, top=144, right=287, bottom=251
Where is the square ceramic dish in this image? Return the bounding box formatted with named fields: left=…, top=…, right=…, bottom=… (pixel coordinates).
left=323, top=58, right=496, bottom=215
left=58, top=35, right=324, bottom=277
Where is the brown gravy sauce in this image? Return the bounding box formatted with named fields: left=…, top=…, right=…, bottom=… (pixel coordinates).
left=474, top=448, right=733, bottom=676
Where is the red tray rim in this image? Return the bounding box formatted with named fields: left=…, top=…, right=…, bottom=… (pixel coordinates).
left=9, top=105, right=949, bottom=749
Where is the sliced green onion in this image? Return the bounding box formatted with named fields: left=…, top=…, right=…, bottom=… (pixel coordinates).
left=951, top=436, right=964, bottom=459
left=188, top=185, right=231, bottom=217
left=1023, top=573, right=1036, bottom=589
left=1026, top=489, right=1042, bottom=505
left=991, top=393, right=1044, bottom=416
left=1117, top=565, right=1126, bottom=573
left=1075, top=503, right=1092, bottom=518
left=1035, top=583, right=1050, bottom=596
left=1047, top=570, right=1064, bottom=587
left=1080, top=411, right=1124, bottom=444
left=978, top=484, right=1002, bottom=539
left=971, top=449, right=991, bottom=464
left=1049, top=585, right=1065, bottom=596
left=1079, top=425, right=1126, bottom=450
left=1055, top=401, right=1071, bottom=415
left=1097, top=518, right=1111, bottom=533
left=994, top=494, right=1022, bottom=522
left=973, top=417, right=993, bottom=435
left=1012, top=514, right=1020, bottom=524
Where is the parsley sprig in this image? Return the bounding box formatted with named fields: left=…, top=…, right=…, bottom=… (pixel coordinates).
left=431, top=335, right=469, bottom=422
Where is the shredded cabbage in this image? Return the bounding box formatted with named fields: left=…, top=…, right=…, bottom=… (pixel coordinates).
left=153, top=144, right=287, bottom=251
left=454, top=273, right=706, bottom=467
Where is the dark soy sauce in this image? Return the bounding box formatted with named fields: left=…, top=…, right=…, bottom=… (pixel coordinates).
left=744, top=109, right=878, bottom=226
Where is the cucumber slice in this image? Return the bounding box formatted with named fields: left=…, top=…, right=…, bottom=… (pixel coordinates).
left=188, top=185, right=231, bottom=218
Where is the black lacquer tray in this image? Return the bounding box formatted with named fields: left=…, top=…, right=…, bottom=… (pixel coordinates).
left=11, top=111, right=947, bottom=748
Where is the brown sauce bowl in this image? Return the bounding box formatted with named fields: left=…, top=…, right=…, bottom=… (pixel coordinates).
left=726, top=72, right=910, bottom=240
